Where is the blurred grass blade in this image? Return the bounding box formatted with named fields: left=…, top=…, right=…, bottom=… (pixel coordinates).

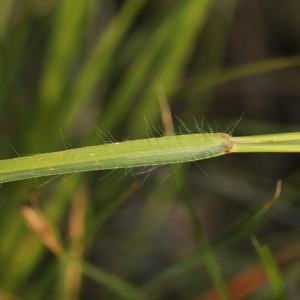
left=129, top=0, right=213, bottom=136
left=63, top=0, right=147, bottom=131
left=214, top=180, right=282, bottom=248
left=200, top=241, right=300, bottom=300
left=86, top=181, right=140, bottom=236
left=0, top=289, right=21, bottom=300
left=39, top=0, right=89, bottom=109
left=252, top=237, right=286, bottom=299
left=62, top=185, right=88, bottom=300
left=174, top=167, right=230, bottom=300
left=21, top=195, right=145, bottom=300
left=95, top=0, right=213, bottom=135
left=173, top=54, right=300, bottom=98
left=0, top=0, right=15, bottom=42
left=61, top=254, right=146, bottom=300
left=143, top=180, right=281, bottom=298
left=20, top=203, right=63, bottom=255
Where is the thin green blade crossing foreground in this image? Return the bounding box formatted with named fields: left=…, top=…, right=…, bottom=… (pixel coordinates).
left=1, top=132, right=300, bottom=183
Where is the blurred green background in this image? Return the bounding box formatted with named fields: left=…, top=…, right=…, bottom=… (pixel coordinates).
left=1, top=0, right=300, bottom=299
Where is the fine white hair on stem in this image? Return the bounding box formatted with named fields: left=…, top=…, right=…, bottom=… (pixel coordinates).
left=98, top=169, right=118, bottom=182
left=37, top=174, right=62, bottom=189
left=138, top=166, right=159, bottom=186
left=143, top=115, right=154, bottom=138
left=175, top=116, right=193, bottom=134
left=160, top=163, right=182, bottom=182
left=193, top=116, right=206, bottom=134
left=227, top=112, right=244, bottom=136
left=152, top=122, right=164, bottom=137
left=94, top=126, right=116, bottom=144
left=143, top=115, right=166, bottom=138
left=9, top=144, right=21, bottom=158
left=106, top=130, right=118, bottom=143
left=192, top=161, right=214, bottom=183
left=59, top=128, right=68, bottom=150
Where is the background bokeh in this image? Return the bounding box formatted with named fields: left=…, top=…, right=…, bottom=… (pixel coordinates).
left=1, top=0, right=300, bottom=299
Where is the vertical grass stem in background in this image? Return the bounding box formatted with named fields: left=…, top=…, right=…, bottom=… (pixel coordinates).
left=252, top=237, right=286, bottom=299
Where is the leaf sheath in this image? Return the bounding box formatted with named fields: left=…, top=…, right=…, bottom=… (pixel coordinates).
left=0, top=133, right=231, bottom=183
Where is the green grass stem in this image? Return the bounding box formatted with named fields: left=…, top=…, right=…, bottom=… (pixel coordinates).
left=231, top=132, right=300, bottom=152
left=1, top=132, right=300, bottom=183
left=0, top=133, right=229, bottom=183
